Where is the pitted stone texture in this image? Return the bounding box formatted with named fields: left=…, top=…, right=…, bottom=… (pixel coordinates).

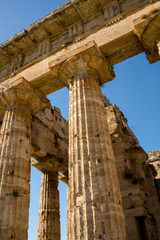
left=49, top=41, right=115, bottom=87
left=0, top=78, right=50, bottom=240
left=67, top=71, right=126, bottom=240
left=37, top=171, right=60, bottom=240
left=0, top=121, right=2, bottom=153
left=0, top=77, right=50, bottom=116
left=134, top=9, right=160, bottom=63
left=0, top=0, right=160, bottom=83
left=31, top=107, right=68, bottom=176
left=0, top=106, right=31, bottom=240
left=106, top=104, right=160, bottom=240
left=148, top=149, right=160, bottom=179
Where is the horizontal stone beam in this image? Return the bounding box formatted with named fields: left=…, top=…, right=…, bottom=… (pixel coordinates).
left=0, top=0, right=152, bottom=75
left=31, top=107, right=68, bottom=175
left=0, top=1, right=160, bottom=95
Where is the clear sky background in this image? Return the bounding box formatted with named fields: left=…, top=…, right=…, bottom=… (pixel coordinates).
left=0, top=1, right=160, bottom=240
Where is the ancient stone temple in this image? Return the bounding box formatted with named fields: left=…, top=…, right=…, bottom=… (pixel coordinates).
left=105, top=99, right=160, bottom=239
left=0, top=0, right=160, bottom=239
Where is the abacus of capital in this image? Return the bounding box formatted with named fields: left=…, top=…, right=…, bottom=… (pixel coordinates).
left=0, top=0, right=160, bottom=239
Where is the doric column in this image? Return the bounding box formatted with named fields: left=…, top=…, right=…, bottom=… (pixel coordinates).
left=0, top=78, right=50, bottom=240
left=53, top=42, right=126, bottom=240
left=0, top=106, right=31, bottom=239
left=37, top=171, right=60, bottom=240
left=68, top=70, right=125, bottom=239
left=31, top=105, right=68, bottom=240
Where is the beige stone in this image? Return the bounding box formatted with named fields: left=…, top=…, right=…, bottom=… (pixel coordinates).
left=148, top=149, right=160, bottom=179
left=37, top=171, right=60, bottom=240
left=0, top=0, right=160, bottom=239
left=0, top=78, right=50, bottom=240
left=28, top=107, right=68, bottom=240
left=0, top=106, right=31, bottom=240
left=31, top=107, right=68, bottom=176
left=0, top=99, right=68, bottom=240
left=0, top=1, right=160, bottom=95
left=105, top=102, right=160, bottom=240
left=53, top=45, right=126, bottom=239
left=147, top=149, right=160, bottom=204
left=134, top=8, right=160, bottom=63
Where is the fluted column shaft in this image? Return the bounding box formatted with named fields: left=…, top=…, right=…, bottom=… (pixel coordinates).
left=0, top=105, right=31, bottom=240
left=67, top=70, right=126, bottom=240
left=37, top=170, right=60, bottom=240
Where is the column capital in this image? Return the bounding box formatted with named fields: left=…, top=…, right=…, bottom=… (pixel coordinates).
left=49, top=41, right=115, bottom=86
left=0, top=77, right=50, bottom=115
left=134, top=9, right=160, bottom=63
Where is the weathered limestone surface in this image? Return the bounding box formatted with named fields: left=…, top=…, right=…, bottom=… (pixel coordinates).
left=148, top=149, right=160, bottom=204
left=0, top=118, right=2, bottom=149
left=0, top=0, right=150, bottom=77
left=29, top=107, right=68, bottom=240
left=0, top=106, right=31, bottom=240
left=0, top=0, right=160, bottom=239
left=68, top=72, right=125, bottom=240
left=0, top=78, right=50, bottom=240
left=0, top=106, right=69, bottom=175
left=31, top=107, right=68, bottom=176
left=148, top=149, right=160, bottom=179
left=37, top=171, right=60, bottom=240
left=105, top=102, right=160, bottom=240
left=0, top=104, right=68, bottom=240
left=56, top=44, right=126, bottom=239
left=143, top=162, right=160, bottom=239
left=0, top=0, right=160, bottom=96
left=134, top=8, right=160, bottom=63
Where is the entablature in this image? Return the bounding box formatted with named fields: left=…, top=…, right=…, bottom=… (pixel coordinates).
left=0, top=0, right=159, bottom=88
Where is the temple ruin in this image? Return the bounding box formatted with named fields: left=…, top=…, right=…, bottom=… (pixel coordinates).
left=0, top=0, right=160, bottom=239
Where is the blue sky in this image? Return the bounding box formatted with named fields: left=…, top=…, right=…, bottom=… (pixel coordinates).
left=0, top=1, right=160, bottom=240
